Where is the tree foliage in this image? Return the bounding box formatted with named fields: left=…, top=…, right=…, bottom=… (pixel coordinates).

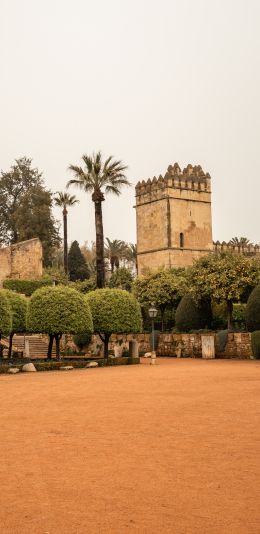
left=0, top=157, right=60, bottom=265
left=85, top=288, right=142, bottom=357
left=67, top=151, right=130, bottom=288
left=68, top=240, right=90, bottom=281
left=245, top=285, right=260, bottom=332
left=0, top=291, right=12, bottom=356
left=133, top=269, right=187, bottom=330
left=27, top=286, right=93, bottom=358
left=105, top=238, right=127, bottom=272
left=2, top=290, right=27, bottom=333
left=109, top=267, right=133, bottom=291
left=188, top=253, right=260, bottom=329
left=3, top=278, right=52, bottom=296
left=175, top=294, right=211, bottom=332
left=1, top=290, right=27, bottom=356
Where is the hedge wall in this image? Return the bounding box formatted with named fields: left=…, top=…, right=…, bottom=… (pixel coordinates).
left=3, top=279, right=52, bottom=296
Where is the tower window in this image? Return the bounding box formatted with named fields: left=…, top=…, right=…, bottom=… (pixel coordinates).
left=180, top=233, right=184, bottom=248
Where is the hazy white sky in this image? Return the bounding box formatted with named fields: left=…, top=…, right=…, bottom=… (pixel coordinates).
left=1, top=0, right=259, bottom=246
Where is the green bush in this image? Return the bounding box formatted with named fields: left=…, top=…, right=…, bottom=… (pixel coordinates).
left=70, top=277, right=96, bottom=293
left=3, top=278, right=52, bottom=296
left=245, top=285, right=260, bottom=332
left=27, top=286, right=93, bottom=358
left=175, top=295, right=211, bottom=332
left=211, top=301, right=227, bottom=330
left=1, top=290, right=28, bottom=356
left=2, top=290, right=27, bottom=333
left=0, top=290, right=12, bottom=337
left=251, top=331, right=260, bottom=359
left=73, top=332, right=92, bottom=350
left=108, top=267, right=133, bottom=291
left=85, top=288, right=142, bottom=358
left=233, top=304, right=246, bottom=330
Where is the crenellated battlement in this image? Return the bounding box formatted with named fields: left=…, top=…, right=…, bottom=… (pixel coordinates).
left=135, top=162, right=211, bottom=205
left=213, top=241, right=260, bottom=256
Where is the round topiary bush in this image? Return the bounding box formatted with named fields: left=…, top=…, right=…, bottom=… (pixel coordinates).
left=2, top=289, right=27, bottom=356
left=245, top=285, right=260, bottom=332
left=250, top=331, right=260, bottom=359
left=85, top=288, right=142, bottom=358
left=0, top=290, right=12, bottom=345
left=175, top=294, right=211, bottom=332
left=27, top=286, right=93, bottom=358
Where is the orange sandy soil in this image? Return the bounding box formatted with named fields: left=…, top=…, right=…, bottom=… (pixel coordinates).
left=0, top=358, right=259, bottom=534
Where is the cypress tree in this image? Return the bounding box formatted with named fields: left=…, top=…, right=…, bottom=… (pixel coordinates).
left=245, top=285, right=260, bottom=332
left=68, top=241, right=90, bottom=281
left=175, top=294, right=211, bottom=332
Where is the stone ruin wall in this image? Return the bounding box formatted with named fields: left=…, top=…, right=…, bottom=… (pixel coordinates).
left=0, top=238, right=43, bottom=285
left=66, top=332, right=253, bottom=360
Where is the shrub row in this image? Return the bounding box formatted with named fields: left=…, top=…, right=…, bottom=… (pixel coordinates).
left=3, top=278, right=52, bottom=296
left=0, top=357, right=140, bottom=373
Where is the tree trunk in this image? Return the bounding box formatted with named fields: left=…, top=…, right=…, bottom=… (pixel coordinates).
left=63, top=208, right=68, bottom=276
left=8, top=332, right=14, bottom=358
left=54, top=334, right=62, bottom=359
left=47, top=334, right=54, bottom=359
left=94, top=198, right=105, bottom=288
left=111, top=259, right=114, bottom=273
left=0, top=333, right=2, bottom=358
left=227, top=300, right=233, bottom=330
left=98, top=333, right=110, bottom=359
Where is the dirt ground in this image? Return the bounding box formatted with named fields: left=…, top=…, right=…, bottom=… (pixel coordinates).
left=0, top=358, right=259, bottom=534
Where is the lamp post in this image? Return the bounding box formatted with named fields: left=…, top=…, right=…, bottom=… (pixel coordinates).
left=148, top=303, right=158, bottom=362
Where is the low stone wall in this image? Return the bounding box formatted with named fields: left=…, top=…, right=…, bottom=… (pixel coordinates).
left=77, top=332, right=253, bottom=360
left=217, top=332, right=252, bottom=359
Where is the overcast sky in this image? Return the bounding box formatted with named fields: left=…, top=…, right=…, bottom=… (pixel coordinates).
left=1, top=0, right=259, bottom=247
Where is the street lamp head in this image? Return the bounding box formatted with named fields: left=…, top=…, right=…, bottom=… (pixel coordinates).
left=148, top=303, right=158, bottom=319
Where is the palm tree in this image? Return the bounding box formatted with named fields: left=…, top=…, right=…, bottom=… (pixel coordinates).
left=67, top=152, right=129, bottom=288
left=54, top=192, right=79, bottom=275
left=105, top=238, right=127, bottom=272
left=229, top=237, right=252, bottom=248
left=125, top=243, right=138, bottom=272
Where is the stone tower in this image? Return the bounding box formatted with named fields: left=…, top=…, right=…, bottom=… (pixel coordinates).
left=135, top=163, right=213, bottom=274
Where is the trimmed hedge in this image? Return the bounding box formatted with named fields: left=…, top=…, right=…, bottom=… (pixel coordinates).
left=251, top=331, right=260, bottom=359
left=245, top=285, right=260, bottom=332
left=3, top=278, right=52, bottom=296
left=0, top=357, right=140, bottom=373
left=175, top=294, right=211, bottom=332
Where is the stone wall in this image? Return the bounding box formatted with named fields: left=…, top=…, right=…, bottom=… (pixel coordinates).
left=0, top=238, right=43, bottom=285
left=75, top=332, right=253, bottom=360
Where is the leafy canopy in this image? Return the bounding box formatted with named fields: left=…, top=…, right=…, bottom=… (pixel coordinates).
left=109, top=267, right=133, bottom=291
left=54, top=191, right=79, bottom=209
left=245, top=285, right=260, bottom=332
left=1, top=290, right=27, bottom=333
left=27, top=286, right=93, bottom=335
left=188, top=252, right=260, bottom=304
left=0, top=290, right=12, bottom=335
left=85, top=288, right=142, bottom=335
left=67, top=151, right=130, bottom=198
left=0, top=157, right=60, bottom=265
left=133, top=269, right=187, bottom=310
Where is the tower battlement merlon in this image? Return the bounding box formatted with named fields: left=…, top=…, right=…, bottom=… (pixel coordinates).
left=135, top=162, right=211, bottom=205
